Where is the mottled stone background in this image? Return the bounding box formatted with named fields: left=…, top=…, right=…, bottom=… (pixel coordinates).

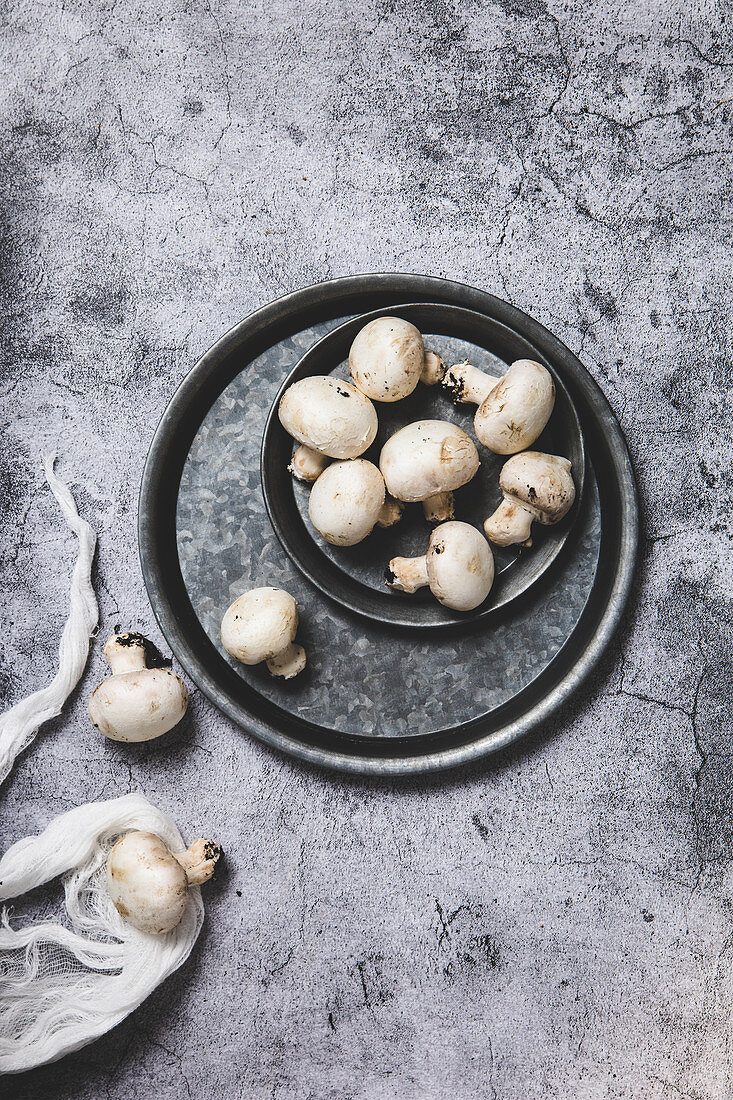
left=1, top=0, right=731, bottom=1096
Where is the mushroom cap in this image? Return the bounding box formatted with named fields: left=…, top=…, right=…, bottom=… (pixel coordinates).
left=426, top=522, right=495, bottom=611
left=379, top=420, right=480, bottom=503
left=221, top=587, right=299, bottom=666
left=88, top=668, right=188, bottom=743
left=349, top=316, right=425, bottom=402
left=473, top=359, right=556, bottom=454
left=308, top=459, right=386, bottom=546
left=499, top=451, right=576, bottom=523
left=278, top=376, right=378, bottom=459
left=106, top=831, right=188, bottom=935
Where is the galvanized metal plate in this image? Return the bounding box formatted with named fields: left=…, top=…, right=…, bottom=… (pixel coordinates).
left=138, top=274, right=638, bottom=775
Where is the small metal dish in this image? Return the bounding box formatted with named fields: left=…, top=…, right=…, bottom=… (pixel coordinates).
left=261, top=302, right=585, bottom=629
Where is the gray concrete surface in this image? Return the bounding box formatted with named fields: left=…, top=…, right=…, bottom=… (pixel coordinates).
left=1, top=0, right=731, bottom=1096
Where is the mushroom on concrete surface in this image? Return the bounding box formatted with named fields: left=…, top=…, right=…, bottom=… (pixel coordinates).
left=386, top=521, right=494, bottom=611
left=349, top=316, right=447, bottom=401
left=379, top=419, right=480, bottom=523
left=88, top=633, right=188, bottom=743
left=308, top=459, right=403, bottom=546
left=484, top=451, right=576, bottom=547
left=278, top=375, right=378, bottom=482
left=221, top=587, right=306, bottom=679
left=106, top=831, right=221, bottom=935
left=441, top=358, right=555, bottom=454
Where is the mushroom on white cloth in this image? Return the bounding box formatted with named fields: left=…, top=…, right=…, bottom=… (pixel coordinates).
left=0, top=794, right=217, bottom=1074
left=441, top=358, right=555, bottom=455
left=484, top=451, right=576, bottom=546
left=106, top=831, right=221, bottom=935
left=386, top=521, right=494, bottom=611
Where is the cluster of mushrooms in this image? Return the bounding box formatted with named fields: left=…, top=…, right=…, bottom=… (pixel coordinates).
left=79, top=317, right=575, bottom=930
left=217, top=315, right=576, bottom=681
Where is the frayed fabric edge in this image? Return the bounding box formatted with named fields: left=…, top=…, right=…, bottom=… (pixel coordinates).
left=0, top=455, right=99, bottom=787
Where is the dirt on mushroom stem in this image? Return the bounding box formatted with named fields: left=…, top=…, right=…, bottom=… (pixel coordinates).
left=111, top=629, right=172, bottom=669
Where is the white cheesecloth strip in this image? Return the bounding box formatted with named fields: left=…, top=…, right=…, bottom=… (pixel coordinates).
left=0, top=794, right=204, bottom=1073
left=0, top=455, right=98, bottom=786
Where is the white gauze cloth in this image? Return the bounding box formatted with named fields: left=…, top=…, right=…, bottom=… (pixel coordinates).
left=0, top=455, right=98, bottom=786
left=0, top=793, right=204, bottom=1073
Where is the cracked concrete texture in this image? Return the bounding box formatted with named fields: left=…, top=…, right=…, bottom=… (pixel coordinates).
left=1, top=0, right=732, bottom=1095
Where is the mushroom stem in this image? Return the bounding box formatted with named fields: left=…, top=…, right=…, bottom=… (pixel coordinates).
left=266, top=642, right=307, bottom=680
left=104, top=634, right=148, bottom=674
left=174, top=838, right=222, bottom=886
left=376, top=495, right=404, bottom=528
left=441, top=360, right=500, bottom=406
left=483, top=499, right=534, bottom=546
left=385, top=555, right=430, bottom=594
left=288, top=444, right=330, bottom=483
left=422, top=491, right=454, bottom=523
left=420, top=350, right=446, bottom=386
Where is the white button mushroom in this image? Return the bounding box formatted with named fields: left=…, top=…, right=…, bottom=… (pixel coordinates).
left=278, top=375, right=378, bottom=482
left=106, top=831, right=221, bottom=935
left=483, top=451, right=576, bottom=547
left=88, top=633, right=188, bottom=743
left=349, top=316, right=425, bottom=401
left=379, top=419, right=480, bottom=523
left=221, top=587, right=306, bottom=679
left=386, top=521, right=495, bottom=611
left=308, top=458, right=403, bottom=546
left=348, top=316, right=447, bottom=401
left=441, top=358, right=556, bottom=454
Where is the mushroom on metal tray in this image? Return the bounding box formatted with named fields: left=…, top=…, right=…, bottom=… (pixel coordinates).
left=278, top=375, right=378, bottom=482
left=386, top=520, right=495, bottom=611
left=349, top=316, right=445, bottom=402
left=483, top=451, right=576, bottom=547
left=308, top=458, right=402, bottom=546
left=379, top=419, right=480, bottom=523
left=221, top=587, right=307, bottom=679
left=441, top=357, right=556, bottom=455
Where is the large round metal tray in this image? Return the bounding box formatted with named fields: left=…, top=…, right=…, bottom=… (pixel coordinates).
left=138, top=274, right=639, bottom=775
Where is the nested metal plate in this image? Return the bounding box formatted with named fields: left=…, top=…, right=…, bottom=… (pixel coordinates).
left=138, top=274, right=638, bottom=775
left=261, top=302, right=585, bottom=628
